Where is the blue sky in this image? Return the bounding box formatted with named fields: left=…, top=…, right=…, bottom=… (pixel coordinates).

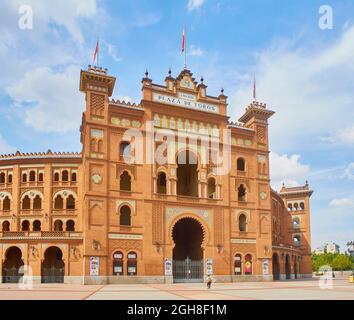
left=0, top=0, right=353, bottom=252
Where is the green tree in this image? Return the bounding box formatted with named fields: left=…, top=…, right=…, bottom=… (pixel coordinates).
left=331, top=254, right=352, bottom=271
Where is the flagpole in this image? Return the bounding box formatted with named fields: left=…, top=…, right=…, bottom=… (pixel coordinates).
left=97, top=38, right=100, bottom=68
left=183, top=27, right=187, bottom=69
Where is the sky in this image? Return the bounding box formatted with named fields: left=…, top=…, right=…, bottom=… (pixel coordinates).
left=0, top=0, right=353, bottom=252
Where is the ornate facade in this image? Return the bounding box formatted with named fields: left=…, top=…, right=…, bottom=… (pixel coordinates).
left=0, top=65, right=313, bottom=284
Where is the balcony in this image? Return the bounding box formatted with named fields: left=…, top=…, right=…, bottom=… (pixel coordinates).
left=0, top=231, right=83, bottom=240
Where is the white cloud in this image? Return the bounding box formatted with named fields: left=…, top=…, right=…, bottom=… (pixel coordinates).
left=330, top=198, right=354, bottom=208
left=231, top=26, right=354, bottom=151
left=270, top=152, right=310, bottom=190
left=103, top=40, right=123, bottom=63
left=189, top=45, right=204, bottom=57
left=6, top=65, right=84, bottom=133
left=0, top=135, right=16, bottom=155
left=187, top=0, right=205, bottom=11
left=320, top=124, right=354, bottom=145
left=345, top=163, right=354, bottom=180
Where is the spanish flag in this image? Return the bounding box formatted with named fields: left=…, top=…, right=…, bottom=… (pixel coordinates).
left=182, top=29, right=185, bottom=53
left=93, top=40, right=99, bottom=66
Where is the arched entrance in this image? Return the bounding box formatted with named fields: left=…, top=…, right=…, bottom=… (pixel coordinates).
left=2, top=247, right=24, bottom=283
left=285, top=254, right=291, bottom=280
left=172, top=217, right=204, bottom=283
left=272, top=253, right=280, bottom=280
left=294, top=259, right=298, bottom=279
left=41, top=247, right=65, bottom=283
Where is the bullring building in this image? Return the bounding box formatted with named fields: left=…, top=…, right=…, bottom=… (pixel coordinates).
left=0, top=65, right=313, bottom=284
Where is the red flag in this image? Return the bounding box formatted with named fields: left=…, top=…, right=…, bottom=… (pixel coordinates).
left=93, top=40, right=99, bottom=65
left=182, top=29, right=185, bottom=53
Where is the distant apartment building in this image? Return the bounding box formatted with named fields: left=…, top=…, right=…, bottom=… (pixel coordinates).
left=314, top=242, right=340, bottom=255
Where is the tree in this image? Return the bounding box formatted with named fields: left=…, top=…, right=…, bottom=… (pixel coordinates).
left=331, top=254, right=352, bottom=271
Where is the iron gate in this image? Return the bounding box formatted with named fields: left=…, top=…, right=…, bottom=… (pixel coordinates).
left=41, top=267, right=64, bottom=283
left=173, top=258, right=204, bottom=283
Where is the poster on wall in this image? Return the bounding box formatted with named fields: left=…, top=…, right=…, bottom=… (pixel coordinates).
left=164, top=258, right=172, bottom=276
left=90, top=257, right=100, bottom=276
left=262, top=259, right=269, bottom=276
left=206, top=258, right=213, bottom=275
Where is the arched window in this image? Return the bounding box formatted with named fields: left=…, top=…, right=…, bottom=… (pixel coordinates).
left=2, top=221, right=10, bottom=232
left=33, top=195, right=42, bottom=210
left=120, top=171, right=131, bottom=191
left=54, top=195, right=64, bottom=210
left=120, top=205, right=131, bottom=226
left=176, top=150, right=198, bottom=197
left=207, top=177, right=216, bottom=199
left=238, top=184, right=246, bottom=202
left=21, top=220, right=30, bottom=231
left=29, top=171, right=36, bottom=182
left=234, top=254, right=242, bottom=275
left=54, top=220, right=63, bottom=232
left=127, top=252, right=137, bottom=276
left=244, top=254, right=253, bottom=275
left=54, top=172, right=60, bottom=182
left=113, top=251, right=124, bottom=276
left=71, top=172, right=77, bottom=182
left=0, top=172, right=5, bottom=183
left=66, top=195, right=75, bottom=210
left=8, top=174, right=12, bottom=184
left=3, top=196, right=11, bottom=211
left=237, top=158, right=245, bottom=171
left=288, top=203, right=293, bottom=211
left=33, top=220, right=41, bottom=231
left=62, top=170, right=69, bottom=182
left=293, top=235, right=301, bottom=246
left=66, top=220, right=75, bottom=232
left=300, top=202, right=305, bottom=210
left=293, top=217, right=300, bottom=229
left=91, top=138, right=96, bottom=152
left=22, top=173, right=27, bottom=183
left=157, top=172, right=167, bottom=194
left=38, top=172, right=43, bottom=182
left=22, top=195, right=31, bottom=210
left=239, top=214, right=247, bottom=232
left=120, top=142, right=131, bottom=158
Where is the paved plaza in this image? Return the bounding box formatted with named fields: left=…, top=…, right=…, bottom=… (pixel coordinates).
left=0, top=277, right=352, bottom=300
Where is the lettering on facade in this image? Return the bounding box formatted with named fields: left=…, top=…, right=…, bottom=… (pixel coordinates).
left=231, top=239, right=256, bottom=244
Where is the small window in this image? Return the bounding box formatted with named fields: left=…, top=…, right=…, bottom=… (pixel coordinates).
left=21, top=220, right=30, bottom=231
left=234, top=254, right=242, bottom=275
left=113, top=251, right=124, bottom=276
left=3, top=196, right=11, bottom=211
left=237, top=158, right=245, bottom=171
left=2, top=221, right=10, bottom=232
left=157, top=172, right=167, bottom=194
left=127, top=252, right=137, bottom=276
left=66, top=195, right=75, bottom=210
left=120, top=142, right=131, bottom=158
left=293, top=235, right=301, bottom=246
left=0, top=173, right=5, bottom=184
left=239, top=214, right=247, bottom=232
left=288, top=203, right=293, bottom=211
left=207, top=177, right=216, bottom=199
left=300, top=202, right=305, bottom=210
left=54, top=172, right=60, bottom=182
left=97, top=140, right=103, bottom=153
left=62, top=170, right=69, bottom=182
left=29, top=171, right=36, bottom=182
left=238, top=184, right=246, bottom=202
left=244, top=254, right=253, bottom=275
left=38, top=173, right=44, bottom=182
left=22, top=173, right=27, bottom=183
left=71, top=172, right=77, bottom=182
left=33, top=195, right=42, bottom=210
left=54, top=220, right=63, bottom=232
left=66, top=220, right=75, bottom=232
left=8, top=174, right=12, bottom=184
left=22, top=195, right=31, bottom=210
left=120, top=205, right=131, bottom=226
left=120, top=171, right=131, bottom=191
left=293, top=217, right=300, bottom=229
left=33, top=220, right=41, bottom=231
left=54, top=195, right=64, bottom=210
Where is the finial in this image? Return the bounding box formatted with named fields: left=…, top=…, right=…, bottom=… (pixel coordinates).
left=282, top=182, right=285, bottom=188
left=221, top=88, right=224, bottom=94
left=305, top=180, right=309, bottom=185
left=145, top=69, right=149, bottom=78
left=168, top=68, right=172, bottom=76
left=200, top=76, right=204, bottom=83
